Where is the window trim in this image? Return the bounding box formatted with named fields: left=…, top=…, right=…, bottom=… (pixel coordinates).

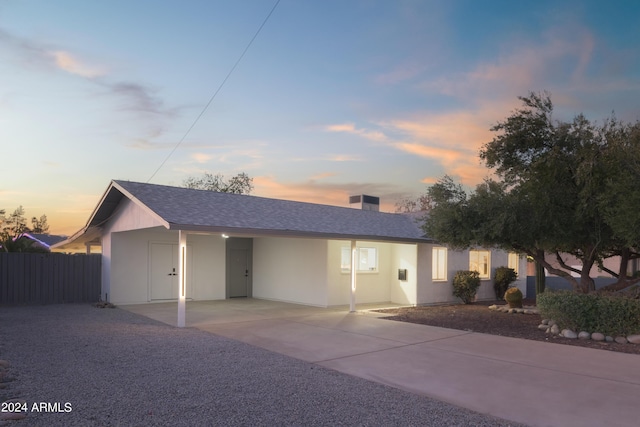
left=432, top=247, right=448, bottom=281
left=341, top=246, right=379, bottom=273
left=469, top=249, right=491, bottom=279
left=508, top=252, right=519, bottom=275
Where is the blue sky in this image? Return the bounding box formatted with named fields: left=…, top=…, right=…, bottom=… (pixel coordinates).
left=1, top=0, right=639, bottom=235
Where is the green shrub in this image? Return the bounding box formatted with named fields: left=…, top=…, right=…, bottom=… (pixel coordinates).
left=537, top=291, right=640, bottom=336
left=452, top=270, right=481, bottom=304
left=494, top=267, right=518, bottom=300
left=504, top=287, right=523, bottom=308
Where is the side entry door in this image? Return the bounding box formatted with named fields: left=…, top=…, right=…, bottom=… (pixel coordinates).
left=226, top=238, right=253, bottom=298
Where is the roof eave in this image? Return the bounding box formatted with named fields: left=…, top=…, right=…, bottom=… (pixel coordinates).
left=51, top=225, right=102, bottom=251
left=167, top=223, right=432, bottom=244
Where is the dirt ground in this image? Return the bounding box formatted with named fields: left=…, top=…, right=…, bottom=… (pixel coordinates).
left=376, top=300, right=640, bottom=355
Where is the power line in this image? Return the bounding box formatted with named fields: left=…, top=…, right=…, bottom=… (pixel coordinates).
left=147, top=0, right=281, bottom=183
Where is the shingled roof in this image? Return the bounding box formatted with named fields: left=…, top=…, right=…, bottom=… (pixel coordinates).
left=55, top=180, right=430, bottom=250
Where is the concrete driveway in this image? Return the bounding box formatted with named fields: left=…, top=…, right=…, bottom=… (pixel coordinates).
left=123, top=299, right=640, bottom=427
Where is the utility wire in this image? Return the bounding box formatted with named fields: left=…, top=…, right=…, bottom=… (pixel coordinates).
left=147, top=0, right=281, bottom=183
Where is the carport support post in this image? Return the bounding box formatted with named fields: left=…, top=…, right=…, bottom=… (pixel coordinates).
left=350, top=240, right=357, bottom=312
left=177, top=230, right=187, bottom=328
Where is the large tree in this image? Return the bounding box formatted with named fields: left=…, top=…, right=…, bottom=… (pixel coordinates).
left=423, top=93, right=640, bottom=293
left=182, top=172, right=254, bottom=194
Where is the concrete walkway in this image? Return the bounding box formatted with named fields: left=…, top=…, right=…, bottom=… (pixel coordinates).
left=123, top=299, right=640, bottom=427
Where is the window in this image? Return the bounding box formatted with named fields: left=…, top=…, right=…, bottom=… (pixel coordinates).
left=341, top=246, right=378, bottom=272
left=469, top=250, right=491, bottom=279
left=508, top=253, right=519, bottom=275
left=432, top=247, right=447, bottom=281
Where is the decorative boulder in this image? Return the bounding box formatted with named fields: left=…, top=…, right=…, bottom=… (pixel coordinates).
left=627, top=334, right=640, bottom=345
left=578, top=331, right=591, bottom=340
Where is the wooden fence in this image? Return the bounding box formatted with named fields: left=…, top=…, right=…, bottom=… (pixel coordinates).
left=0, top=253, right=101, bottom=304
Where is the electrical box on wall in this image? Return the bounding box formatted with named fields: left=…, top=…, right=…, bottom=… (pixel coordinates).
left=398, top=269, right=407, bottom=281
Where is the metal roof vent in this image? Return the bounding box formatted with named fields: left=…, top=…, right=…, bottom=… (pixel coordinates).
left=349, top=195, right=380, bottom=212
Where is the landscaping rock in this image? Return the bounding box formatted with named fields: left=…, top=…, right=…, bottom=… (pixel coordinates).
left=605, top=336, right=614, bottom=342
left=488, top=305, right=538, bottom=315
left=541, top=319, right=550, bottom=325
left=615, top=336, right=628, bottom=344
left=538, top=324, right=549, bottom=330
left=550, top=324, right=560, bottom=335
left=591, top=333, right=605, bottom=342
left=626, top=334, right=640, bottom=345
left=562, top=329, right=578, bottom=339
left=578, top=331, right=591, bottom=340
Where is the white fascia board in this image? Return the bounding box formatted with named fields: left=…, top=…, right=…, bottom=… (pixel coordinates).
left=167, top=222, right=429, bottom=244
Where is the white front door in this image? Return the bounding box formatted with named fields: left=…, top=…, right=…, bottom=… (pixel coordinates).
left=150, top=243, right=192, bottom=301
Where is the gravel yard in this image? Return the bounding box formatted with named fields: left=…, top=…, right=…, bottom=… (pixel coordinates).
left=0, top=304, right=524, bottom=427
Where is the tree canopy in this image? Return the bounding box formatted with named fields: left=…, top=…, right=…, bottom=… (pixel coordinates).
left=0, top=206, right=50, bottom=252
left=422, top=92, right=640, bottom=293
left=182, top=172, right=254, bottom=194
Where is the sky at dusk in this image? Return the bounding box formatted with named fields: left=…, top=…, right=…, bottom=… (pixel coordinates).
left=1, top=0, right=640, bottom=235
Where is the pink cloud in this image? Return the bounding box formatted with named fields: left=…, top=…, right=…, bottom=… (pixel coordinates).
left=324, top=123, right=387, bottom=142
left=253, top=176, right=403, bottom=213
left=48, top=50, right=106, bottom=78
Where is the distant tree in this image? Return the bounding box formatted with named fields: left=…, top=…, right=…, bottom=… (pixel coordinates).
left=1, top=206, right=28, bottom=239
left=0, top=206, right=51, bottom=252
left=394, top=193, right=434, bottom=213
left=182, top=172, right=254, bottom=194
left=31, top=215, right=49, bottom=233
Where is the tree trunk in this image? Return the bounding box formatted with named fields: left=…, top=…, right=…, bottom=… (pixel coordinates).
left=618, top=248, right=631, bottom=281
left=535, top=260, right=546, bottom=299
left=579, top=256, right=596, bottom=293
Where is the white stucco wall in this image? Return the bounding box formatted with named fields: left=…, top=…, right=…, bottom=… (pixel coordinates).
left=102, top=199, right=227, bottom=304
left=107, top=227, right=226, bottom=304
left=416, top=244, right=528, bottom=305
left=390, top=243, right=418, bottom=305
left=326, top=241, right=392, bottom=305
left=326, top=241, right=417, bottom=306
left=101, top=232, right=111, bottom=302
left=252, top=237, right=329, bottom=306
left=102, top=198, right=164, bottom=303
left=188, top=234, right=226, bottom=301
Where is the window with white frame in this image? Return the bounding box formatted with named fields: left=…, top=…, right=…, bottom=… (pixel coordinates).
left=508, top=252, right=519, bottom=275
left=469, top=250, right=491, bottom=279
left=341, top=246, right=378, bottom=272
left=432, top=247, right=447, bottom=281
